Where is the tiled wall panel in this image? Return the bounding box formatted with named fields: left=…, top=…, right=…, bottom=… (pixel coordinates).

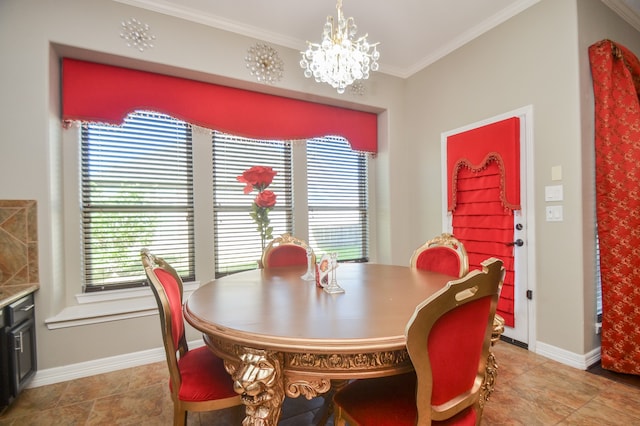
left=0, top=200, right=38, bottom=286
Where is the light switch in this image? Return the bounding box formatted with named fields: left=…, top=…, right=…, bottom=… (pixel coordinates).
left=545, top=185, right=563, bottom=202
left=551, top=166, right=562, bottom=181
left=546, top=205, right=563, bottom=222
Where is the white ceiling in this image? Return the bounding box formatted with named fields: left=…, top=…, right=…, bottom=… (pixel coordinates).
left=115, top=0, right=640, bottom=79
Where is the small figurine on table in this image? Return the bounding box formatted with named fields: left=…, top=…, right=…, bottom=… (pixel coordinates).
left=318, top=253, right=345, bottom=294
left=301, top=247, right=316, bottom=281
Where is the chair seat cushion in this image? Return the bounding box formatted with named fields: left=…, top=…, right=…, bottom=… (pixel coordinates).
left=333, top=373, right=476, bottom=425
left=176, top=346, right=238, bottom=402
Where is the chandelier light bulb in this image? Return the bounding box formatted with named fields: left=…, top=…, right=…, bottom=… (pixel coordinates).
left=300, top=0, right=380, bottom=94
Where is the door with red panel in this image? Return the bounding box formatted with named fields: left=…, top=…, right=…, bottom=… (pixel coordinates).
left=444, top=115, right=529, bottom=346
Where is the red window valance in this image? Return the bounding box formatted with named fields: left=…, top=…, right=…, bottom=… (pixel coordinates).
left=61, top=58, right=378, bottom=153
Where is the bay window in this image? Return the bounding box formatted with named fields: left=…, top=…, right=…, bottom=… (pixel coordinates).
left=79, top=111, right=369, bottom=290
left=64, top=58, right=376, bottom=294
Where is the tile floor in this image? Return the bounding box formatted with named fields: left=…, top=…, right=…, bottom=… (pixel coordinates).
left=1, top=341, right=640, bottom=425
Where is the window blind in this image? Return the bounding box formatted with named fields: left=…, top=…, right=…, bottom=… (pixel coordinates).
left=212, top=132, right=293, bottom=276
left=307, top=136, right=369, bottom=262
left=81, top=111, right=195, bottom=291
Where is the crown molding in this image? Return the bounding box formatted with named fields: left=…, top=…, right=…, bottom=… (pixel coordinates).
left=602, top=0, right=640, bottom=32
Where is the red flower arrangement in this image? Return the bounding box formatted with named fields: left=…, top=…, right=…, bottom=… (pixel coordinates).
left=237, top=166, right=278, bottom=252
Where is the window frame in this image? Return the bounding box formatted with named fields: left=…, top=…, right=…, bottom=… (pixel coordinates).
left=80, top=112, right=196, bottom=292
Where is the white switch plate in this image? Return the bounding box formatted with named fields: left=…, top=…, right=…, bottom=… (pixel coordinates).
left=545, top=185, right=563, bottom=202
left=546, top=205, right=563, bottom=222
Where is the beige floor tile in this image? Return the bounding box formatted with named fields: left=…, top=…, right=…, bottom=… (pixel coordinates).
left=86, top=383, right=169, bottom=425
left=60, top=369, right=133, bottom=405
left=126, top=361, right=170, bottom=391
left=0, top=382, right=69, bottom=420
left=483, top=380, right=576, bottom=425
left=558, top=397, right=640, bottom=426
left=0, top=401, right=93, bottom=426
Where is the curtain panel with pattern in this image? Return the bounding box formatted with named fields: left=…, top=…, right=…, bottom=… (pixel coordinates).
left=589, top=39, right=640, bottom=375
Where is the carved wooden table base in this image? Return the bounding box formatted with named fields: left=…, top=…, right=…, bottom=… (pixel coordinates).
left=209, top=336, right=413, bottom=425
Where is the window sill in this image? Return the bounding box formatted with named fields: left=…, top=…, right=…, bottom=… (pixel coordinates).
left=44, top=281, right=201, bottom=330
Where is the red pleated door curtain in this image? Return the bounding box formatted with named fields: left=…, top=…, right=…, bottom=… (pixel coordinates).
left=447, top=117, right=520, bottom=328
left=589, top=39, right=640, bottom=375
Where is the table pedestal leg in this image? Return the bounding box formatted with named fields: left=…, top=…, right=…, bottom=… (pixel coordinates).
left=225, top=347, right=285, bottom=426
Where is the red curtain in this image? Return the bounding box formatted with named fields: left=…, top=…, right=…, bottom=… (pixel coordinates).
left=447, top=118, right=520, bottom=327
left=61, top=58, right=378, bottom=153
left=589, top=39, right=640, bottom=375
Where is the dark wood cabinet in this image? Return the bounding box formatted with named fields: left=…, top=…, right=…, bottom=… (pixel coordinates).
left=1, top=293, right=37, bottom=411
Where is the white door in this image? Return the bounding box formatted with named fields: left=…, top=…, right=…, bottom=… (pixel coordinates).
left=441, top=107, right=534, bottom=347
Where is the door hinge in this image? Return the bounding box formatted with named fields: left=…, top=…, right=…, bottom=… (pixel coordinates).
left=526, top=290, right=533, bottom=300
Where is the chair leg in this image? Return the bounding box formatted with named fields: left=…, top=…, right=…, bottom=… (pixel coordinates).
left=313, top=390, right=337, bottom=425
left=174, top=408, right=187, bottom=426
left=333, top=407, right=347, bottom=426
left=314, top=379, right=349, bottom=426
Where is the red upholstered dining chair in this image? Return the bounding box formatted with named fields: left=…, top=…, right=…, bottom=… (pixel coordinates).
left=410, top=233, right=469, bottom=278
left=333, top=258, right=505, bottom=426
left=261, top=233, right=315, bottom=268
left=411, top=233, right=506, bottom=351
left=140, top=249, right=241, bottom=426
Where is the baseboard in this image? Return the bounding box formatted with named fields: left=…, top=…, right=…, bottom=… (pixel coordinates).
left=27, top=340, right=205, bottom=388
left=535, top=341, right=601, bottom=370
left=28, top=340, right=602, bottom=388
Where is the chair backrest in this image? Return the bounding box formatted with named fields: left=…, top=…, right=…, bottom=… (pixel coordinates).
left=410, top=233, right=469, bottom=277
left=140, top=248, right=187, bottom=393
left=261, top=233, right=315, bottom=268
left=405, top=257, right=504, bottom=424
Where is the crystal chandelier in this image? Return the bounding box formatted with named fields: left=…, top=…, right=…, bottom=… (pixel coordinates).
left=300, top=0, right=380, bottom=94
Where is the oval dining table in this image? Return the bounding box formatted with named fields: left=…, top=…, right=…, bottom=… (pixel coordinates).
left=183, top=263, right=472, bottom=425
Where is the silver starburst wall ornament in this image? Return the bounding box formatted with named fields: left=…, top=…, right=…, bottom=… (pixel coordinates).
left=120, top=18, right=156, bottom=52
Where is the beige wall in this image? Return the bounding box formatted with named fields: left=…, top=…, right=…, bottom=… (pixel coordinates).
left=1, top=0, right=638, bottom=373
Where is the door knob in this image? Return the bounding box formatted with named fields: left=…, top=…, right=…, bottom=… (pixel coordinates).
left=506, top=239, right=524, bottom=247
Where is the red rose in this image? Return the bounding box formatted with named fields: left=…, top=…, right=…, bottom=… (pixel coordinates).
left=255, top=190, right=277, bottom=208
left=237, top=166, right=277, bottom=194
